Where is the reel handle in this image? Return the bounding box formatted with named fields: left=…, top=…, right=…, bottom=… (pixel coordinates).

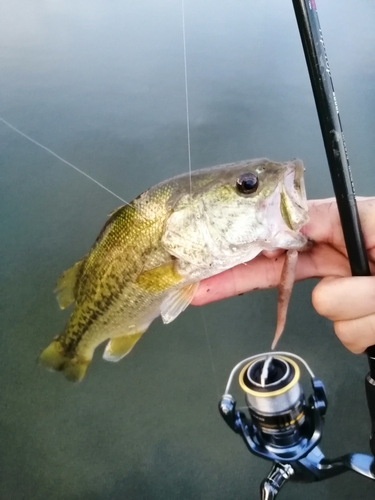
left=260, top=463, right=294, bottom=500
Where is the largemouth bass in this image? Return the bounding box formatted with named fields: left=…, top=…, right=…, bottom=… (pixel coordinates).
left=40, top=158, right=309, bottom=382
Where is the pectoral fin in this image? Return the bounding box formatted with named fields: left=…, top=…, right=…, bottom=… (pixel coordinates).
left=160, top=283, right=198, bottom=324
left=103, top=332, right=144, bottom=362
left=55, top=259, right=83, bottom=309
left=136, top=261, right=183, bottom=293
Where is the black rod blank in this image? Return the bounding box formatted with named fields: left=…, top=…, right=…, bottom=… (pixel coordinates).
left=292, top=0, right=375, bottom=455
left=292, top=0, right=370, bottom=277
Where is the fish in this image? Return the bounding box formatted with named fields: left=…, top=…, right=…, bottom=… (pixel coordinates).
left=39, top=158, right=309, bottom=382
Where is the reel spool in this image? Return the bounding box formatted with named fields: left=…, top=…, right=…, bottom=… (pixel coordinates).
left=239, top=355, right=305, bottom=448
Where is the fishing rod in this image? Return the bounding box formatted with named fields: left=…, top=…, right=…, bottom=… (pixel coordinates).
left=217, top=1, right=375, bottom=497
left=292, top=0, right=375, bottom=456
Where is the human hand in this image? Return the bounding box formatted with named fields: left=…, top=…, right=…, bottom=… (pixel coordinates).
left=192, top=197, right=375, bottom=353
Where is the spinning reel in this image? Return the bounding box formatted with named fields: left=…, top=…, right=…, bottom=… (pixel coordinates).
left=219, top=352, right=375, bottom=499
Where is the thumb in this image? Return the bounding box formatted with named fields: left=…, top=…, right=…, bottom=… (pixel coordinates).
left=312, top=275, right=375, bottom=353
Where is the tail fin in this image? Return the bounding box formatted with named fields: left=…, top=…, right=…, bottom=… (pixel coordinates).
left=39, top=340, right=91, bottom=382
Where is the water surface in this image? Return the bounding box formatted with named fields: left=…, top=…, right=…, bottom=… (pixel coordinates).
left=1, top=1, right=375, bottom=498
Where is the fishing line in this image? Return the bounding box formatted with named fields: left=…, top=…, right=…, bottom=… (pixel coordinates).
left=0, top=116, right=128, bottom=205
left=200, top=309, right=220, bottom=399
left=181, top=0, right=192, bottom=196
left=181, top=1, right=219, bottom=397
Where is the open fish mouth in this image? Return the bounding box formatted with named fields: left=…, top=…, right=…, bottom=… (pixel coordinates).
left=280, top=162, right=308, bottom=231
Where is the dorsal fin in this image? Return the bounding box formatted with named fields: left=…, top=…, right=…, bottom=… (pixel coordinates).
left=54, top=205, right=129, bottom=310
left=54, top=259, right=84, bottom=309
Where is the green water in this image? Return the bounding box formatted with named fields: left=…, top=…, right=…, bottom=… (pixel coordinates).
left=1, top=1, right=375, bottom=498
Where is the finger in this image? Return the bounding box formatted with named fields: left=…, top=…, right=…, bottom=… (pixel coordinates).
left=312, top=276, right=375, bottom=321
left=192, top=245, right=350, bottom=305
left=302, top=200, right=343, bottom=248
left=192, top=254, right=285, bottom=305
left=333, top=314, right=375, bottom=353
left=304, top=198, right=375, bottom=260
left=262, top=249, right=285, bottom=259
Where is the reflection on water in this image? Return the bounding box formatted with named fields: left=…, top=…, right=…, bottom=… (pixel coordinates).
left=0, top=1, right=374, bottom=498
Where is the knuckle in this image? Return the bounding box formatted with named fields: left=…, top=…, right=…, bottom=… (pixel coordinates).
left=363, top=315, right=375, bottom=347
left=312, top=282, right=331, bottom=316
left=333, top=320, right=351, bottom=344
left=334, top=320, right=366, bottom=354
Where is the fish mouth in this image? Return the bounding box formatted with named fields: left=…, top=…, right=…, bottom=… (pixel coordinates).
left=280, top=162, right=309, bottom=231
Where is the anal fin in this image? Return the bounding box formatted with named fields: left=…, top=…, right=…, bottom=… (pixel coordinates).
left=103, top=332, right=144, bottom=362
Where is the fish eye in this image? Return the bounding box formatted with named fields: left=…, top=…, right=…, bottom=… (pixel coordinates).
left=236, top=173, right=259, bottom=195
